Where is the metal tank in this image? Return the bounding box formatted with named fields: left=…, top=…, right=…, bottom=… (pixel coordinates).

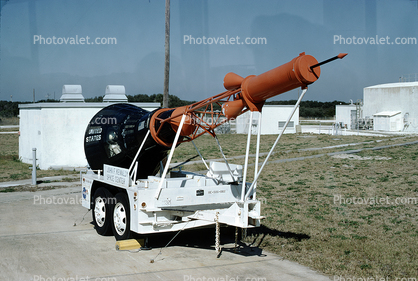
left=84, top=103, right=169, bottom=179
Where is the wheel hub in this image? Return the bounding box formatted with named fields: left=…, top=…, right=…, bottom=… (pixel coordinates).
left=113, top=202, right=126, bottom=236
left=94, top=197, right=106, bottom=227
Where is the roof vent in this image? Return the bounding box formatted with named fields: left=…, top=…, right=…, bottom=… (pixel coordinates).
left=60, top=85, right=84, bottom=102
left=103, top=85, right=128, bottom=102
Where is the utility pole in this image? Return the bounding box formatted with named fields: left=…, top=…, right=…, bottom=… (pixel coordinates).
left=163, top=0, right=170, bottom=108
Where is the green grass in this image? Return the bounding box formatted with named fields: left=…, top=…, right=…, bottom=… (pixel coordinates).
left=172, top=133, right=418, bottom=278
left=242, top=141, right=418, bottom=278
left=0, top=187, right=16, bottom=193
left=0, top=134, right=79, bottom=182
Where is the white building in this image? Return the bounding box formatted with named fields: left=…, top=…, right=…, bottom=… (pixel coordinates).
left=336, top=82, right=418, bottom=133
left=363, top=82, right=418, bottom=132
left=335, top=103, right=357, bottom=129
left=19, top=85, right=160, bottom=170
left=233, top=105, right=299, bottom=134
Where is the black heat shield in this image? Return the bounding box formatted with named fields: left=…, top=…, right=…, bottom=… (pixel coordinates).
left=84, top=103, right=169, bottom=179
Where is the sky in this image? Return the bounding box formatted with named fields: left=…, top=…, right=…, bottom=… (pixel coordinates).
left=1, top=0, right=418, bottom=103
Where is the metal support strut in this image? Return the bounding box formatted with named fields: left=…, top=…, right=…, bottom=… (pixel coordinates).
left=245, top=88, right=308, bottom=201
left=214, top=135, right=235, bottom=181
left=155, top=114, right=187, bottom=199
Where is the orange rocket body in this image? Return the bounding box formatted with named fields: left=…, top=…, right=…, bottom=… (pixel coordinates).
left=150, top=52, right=346, bottom=147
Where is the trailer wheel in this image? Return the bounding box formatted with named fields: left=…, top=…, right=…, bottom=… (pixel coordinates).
left=92, top=188, right=114, bottom=236
left=112, top=193, right=131, bottom=240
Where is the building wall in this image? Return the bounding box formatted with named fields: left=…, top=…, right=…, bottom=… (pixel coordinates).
left=235, top=105, right=299, bottom=134
left=373, top=112, right=403, bottom=131
left=363, top=82, right=418, bottom=132
left=335, top=105, right=357, bottom=129
left=19, top=102, right=160, bottom=170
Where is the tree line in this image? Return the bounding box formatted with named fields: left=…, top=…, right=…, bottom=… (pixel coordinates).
left=0, top=101, right=21, bottom=117
left=0, top=95, right=346, bottom=118
left=266, top=100, right=347, bottom=118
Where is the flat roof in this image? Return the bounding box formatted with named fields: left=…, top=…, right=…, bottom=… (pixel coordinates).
left=263, top=105, right=296, bottom=107
left=373, top=111, right=401, bottom=117
left=365, top=81, right=418, bottom=89
left=19, top=102, right=161, bottom=109
left=335, top=104, right=356, bottom=107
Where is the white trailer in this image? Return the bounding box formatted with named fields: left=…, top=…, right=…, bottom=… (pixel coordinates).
left=80, top=125, right=264, bottom=242
left=81, top=162, right=263, bottom=237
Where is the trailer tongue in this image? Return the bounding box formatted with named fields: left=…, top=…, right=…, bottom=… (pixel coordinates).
left=80, top=52, right=347, bottom=248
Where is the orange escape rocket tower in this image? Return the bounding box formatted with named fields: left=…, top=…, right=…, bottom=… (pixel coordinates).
left=84, top=52, right=347, bottom=179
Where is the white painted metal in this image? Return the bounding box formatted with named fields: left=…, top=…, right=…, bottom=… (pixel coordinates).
left=103, top=164, right=130, bottom=188
left=129, top=130, right=150, bottom=172
left=81, top=161, right=261, bottom=234
left=103, top=85, right=128, bottom=102
left=253, top=111, right=262, bottom=200
left=206, top=162, right=242, bottom=183
left=32, top=148, right=37, bottom=185
left=60, top=85, right=84, bottom=102
left=155, top=114, right=187, bottom=199
left=241, top=111, right=253, bottom=201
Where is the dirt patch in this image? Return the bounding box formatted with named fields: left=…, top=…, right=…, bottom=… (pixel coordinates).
left=331, top=154, right=392, bottom=160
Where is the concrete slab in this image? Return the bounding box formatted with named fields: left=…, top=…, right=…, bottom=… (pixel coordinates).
left=300, top=125, right=414, bottom=136
left=0, top=175, right=80, bottom=189
left=0, top=186, right=331, bottom=281
left=0, top=125, right=19, bottom=129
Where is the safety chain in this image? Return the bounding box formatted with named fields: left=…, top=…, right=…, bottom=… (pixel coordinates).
left=215, top=212, right=221, bottom=256
left=241, top=227, right=247, bottom=241
left=234, top=227, right=239, bottom=253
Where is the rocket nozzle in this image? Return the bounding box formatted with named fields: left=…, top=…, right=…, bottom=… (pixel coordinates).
left=310, top=53, right=348, bottom=70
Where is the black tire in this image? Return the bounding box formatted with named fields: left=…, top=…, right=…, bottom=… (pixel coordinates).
left=92, top=188, right=114, bottom=236
left=112, top=192, right=131, bottom=241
